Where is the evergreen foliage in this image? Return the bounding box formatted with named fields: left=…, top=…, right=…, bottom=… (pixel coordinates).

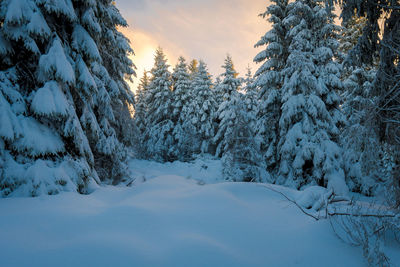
left=185, top=61, right=217, bottom=155
left=144, top=48, right=174, bottom=162
left=222, top=94, right=266, bottom=182
left=188, top=59, right=199, bottom=80
left=253, top=0, right=290, bottom=174
left=213, top=55, right=242, bottom=158
left=276, top=0, right=347, bottom=194
left=337, top=0, right=400, bottom=201
left=341, top=66, right=385, bottom=194
left=171, top=57, right=192, bottom=161
left=242, top=67, right=259, bottom=131
left=133, top=70, right=150, bottom=157
left=0, top=0, right=135, bottom=197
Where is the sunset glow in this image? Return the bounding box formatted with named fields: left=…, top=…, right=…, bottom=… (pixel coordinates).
left=115, top=0, right=270, bottom=92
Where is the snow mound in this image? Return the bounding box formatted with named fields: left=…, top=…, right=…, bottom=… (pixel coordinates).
left=0, top=175, right=388, bottom=266
left=129, top=156, right=223, bottom=185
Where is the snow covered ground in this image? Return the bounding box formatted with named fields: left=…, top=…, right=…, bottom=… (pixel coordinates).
left=128, top=156, right=223, bottom=185
left=0, top=159, right=398, bottom=266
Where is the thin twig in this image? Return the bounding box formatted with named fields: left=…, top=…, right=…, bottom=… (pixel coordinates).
left=260, top=184, right=320, bottom=221
left=327, top=211, right=396, bottom=218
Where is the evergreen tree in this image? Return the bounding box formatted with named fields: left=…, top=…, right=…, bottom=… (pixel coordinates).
left=221, top=96, right=266, bottom=182
left=341, top=67, right=386, bottom=194
left=171, top=56, right=192, bottom=161
left=213, top=74, right=225, bottom=108
left=242, top=67, right=259, bottom=137
left=0, top=0, right=135, bottom=196
left=338, top=16, right=368, bottom=68
left=213, top=55, right=242, bottom=158
left=188, top=59, right=199, bottom=80
left=144, top=48, right=174, bottom=162
left=184, top=61, right=217, bottom=155
left=253, top=0, right=290, bottom=174
left=133, top=70, right=150, bottom=157
left=213, top=62, right=264, bottom=182
left=277, top=0, right=348, bottom=194
left=336, top=13, right=385, bottom=194
left=338, top=0, right=400, bottom=206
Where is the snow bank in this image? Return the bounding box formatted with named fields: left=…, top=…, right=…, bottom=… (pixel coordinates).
left=129, top=156, right=223, bottom=185
left=1, top=174, right=391, bottom=267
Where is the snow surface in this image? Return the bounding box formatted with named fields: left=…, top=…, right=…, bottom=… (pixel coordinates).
left=129, top=157, right=223, bottom=185
left=0, top=159, right=399, bottom=266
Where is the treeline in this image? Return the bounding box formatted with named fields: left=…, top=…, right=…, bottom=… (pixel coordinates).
left=133, top=0, right=400, bottom=200
left=0, top=0, right=398, bottom=201
left=134, top=52, right=264, bottom=182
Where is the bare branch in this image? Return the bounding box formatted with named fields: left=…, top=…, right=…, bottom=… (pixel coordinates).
left=327, top=211, right=397, bottom=218
left=260, top=185, right=320, bottom=221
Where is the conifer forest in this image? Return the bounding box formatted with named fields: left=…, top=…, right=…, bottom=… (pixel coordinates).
left=0, top=0, right=400, bottom=266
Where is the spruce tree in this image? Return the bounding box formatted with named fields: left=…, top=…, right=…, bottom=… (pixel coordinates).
left=222, top=96, right=265, bottom=182
left=188, top=59, right=199, bottom=80
left=144, top=48, right=174, bottom=162
left=242, top=67, right=258, bottom=135
left=0, top=0, right=135, bottom=196
left=184, top=61, right=217, bottom=155
left=213, top=62, right=264, bottom=182
left=277, top=0, right=348, bottom=194
left=253, top=0, right=290, bottom=174
left=171, top=56, right=192, bottom=161
left=341, top=67, right=385, bottom=194
left=339, top=0, right=400, bottom=204
left=335, top=13, right=384, bottom=194
left=338, top=16, right=368, bottom=69
left=213, top=55, right=242, bottom=158
left=134, top=70, right=150, bottom=157
left=213, top=74, right=225, bottom=108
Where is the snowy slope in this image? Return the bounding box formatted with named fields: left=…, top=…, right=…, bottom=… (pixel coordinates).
left=1, top=159, right=399, bottom=266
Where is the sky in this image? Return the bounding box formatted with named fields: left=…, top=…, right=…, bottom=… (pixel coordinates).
left=115, top=0, right=270, bottom=91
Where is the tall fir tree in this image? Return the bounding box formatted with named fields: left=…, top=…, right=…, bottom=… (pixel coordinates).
left=144, top=48, right=174, bottom=162
left=213, top=55, right=242, bottom=158
left=188, top=59, right=199, bottom=80
left=338, top=16, right=369, bottom=69
left=213, top=74, right=225, bottom=108
left=171, top=56, right=192, bottom=161
left=221, top=97, right=266, bottom=182
left=338, top=13, right=387, bottom=195
left=253, top=0, right=290, bottom=174
left=0, top=0, right=135, bottom=196
left=277, top=0, right=348, bottom=194
left=341, top=66, right=386, bottom=194
left=242, top=67, right=259, bottom=138
left=339, top=0, right=400, bottom=205
left=184, top=61, right=217, bottom=155
left=133, top=70, right=150, bottom=157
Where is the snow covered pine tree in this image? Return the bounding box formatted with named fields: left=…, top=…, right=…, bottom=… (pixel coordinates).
left=184, top=61, right=217, bottom=156
left=133, top=70, right=150, bottom=158
left=143, top=48, right=174, bottom=162
left=339, top=0, right=400, bottom=207
left=242, top=67, right=258, bottom=134
left=277, top=0, right=348, bottom=195
left=214, top=56, right=242, bottom=158
left=0, top=0, right=135, bottom=196
left=253, top=0, right=290, bottom=175
left=337, top=17, right=386, bottom=195
left=213, top=56, right=263, bottom=181
left=171, top=56, right=192, bottom=161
